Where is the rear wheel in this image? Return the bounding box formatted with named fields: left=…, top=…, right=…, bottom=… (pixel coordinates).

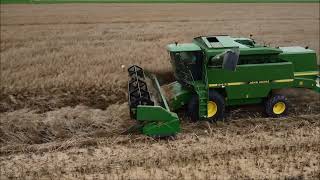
left=265, top=94, right=289, bottom=117
left=207, top=90, right=225, bottom=122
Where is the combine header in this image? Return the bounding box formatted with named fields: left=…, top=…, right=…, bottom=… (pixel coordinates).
left=128, top=65, right=180, bottom=137
left=127, top=35, right=319, bottom=137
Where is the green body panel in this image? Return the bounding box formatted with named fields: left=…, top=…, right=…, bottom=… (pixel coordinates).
left=208, top=62, right=294, bottom=101
left=279, top=47, right=317, bottom=72
left=142, top=119, right=180, bottom=137
left=227, top=98, right=263, bottom=106
left=294, top=76, right=320, bottom=92
left=224, top=81, right=293, bottom=104
left=207, top=62, right=294, bottom=84
left=136, top=106, right=180, bottom=137
left=136, top=105, right=178, bottom=122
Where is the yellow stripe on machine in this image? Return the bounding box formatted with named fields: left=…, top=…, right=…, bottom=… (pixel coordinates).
left=294, top=71, right=318, bottom=76
left=209, top=82, right=245, bottom=87
left=209, top=79, right=294, bottom=87
left=227, top=82, right=246, bottom=86
left=273, top=79, right=294, bottom=83
left=208, top=84, right=221, bottom=87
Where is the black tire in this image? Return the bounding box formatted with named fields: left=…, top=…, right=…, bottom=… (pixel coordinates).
left=187, top=94, right=199, bottom=122
left=265, top=94, right=289, bottom=118
left=207, top=90, right=225, bottom=122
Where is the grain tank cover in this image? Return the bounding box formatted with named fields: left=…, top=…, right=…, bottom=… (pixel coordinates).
left=194, top=35, right=249, bottom=49
left=279, top=46, right=314, bottom=53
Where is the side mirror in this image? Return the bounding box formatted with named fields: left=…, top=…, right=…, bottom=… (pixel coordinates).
left=222, top=49, right=239, bottom=71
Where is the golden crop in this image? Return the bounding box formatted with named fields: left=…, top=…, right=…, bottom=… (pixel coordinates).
left=0, top=3, right=319, bottom=179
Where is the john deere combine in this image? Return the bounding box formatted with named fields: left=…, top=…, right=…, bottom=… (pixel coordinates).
left=128, top=35, right=319, bottom=137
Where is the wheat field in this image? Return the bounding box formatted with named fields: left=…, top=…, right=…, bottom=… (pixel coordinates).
left=0, top=3, right=320, bottom=179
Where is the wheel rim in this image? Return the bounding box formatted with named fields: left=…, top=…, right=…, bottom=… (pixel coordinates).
left=208, top=101, right=217, bottom=118
left=273, top=102, right=286, bottom=114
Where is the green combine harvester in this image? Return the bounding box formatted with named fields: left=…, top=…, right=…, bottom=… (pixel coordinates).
left=128, top=35, right=319, bottom=137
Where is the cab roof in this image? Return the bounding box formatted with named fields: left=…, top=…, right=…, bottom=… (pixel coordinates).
left=167, top=35, right=283, bottom=55
left=167, top=43, right=201, bottom=52
left=193, top=35, right=249, bottom=49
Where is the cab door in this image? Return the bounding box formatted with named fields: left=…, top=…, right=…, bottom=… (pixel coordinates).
left=180, top=51, right=203, bottom=81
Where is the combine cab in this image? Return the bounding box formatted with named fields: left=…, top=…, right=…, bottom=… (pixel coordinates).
left=127, top=35, right=319, bottom=137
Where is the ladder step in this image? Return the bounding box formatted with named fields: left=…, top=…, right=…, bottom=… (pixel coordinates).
left=195, top=84, right=208, bottom=118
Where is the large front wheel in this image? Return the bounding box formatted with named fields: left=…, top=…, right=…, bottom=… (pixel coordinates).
left=207, top=90, right=225, bottom=122
left=187, top=91, right=225, bottom=122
